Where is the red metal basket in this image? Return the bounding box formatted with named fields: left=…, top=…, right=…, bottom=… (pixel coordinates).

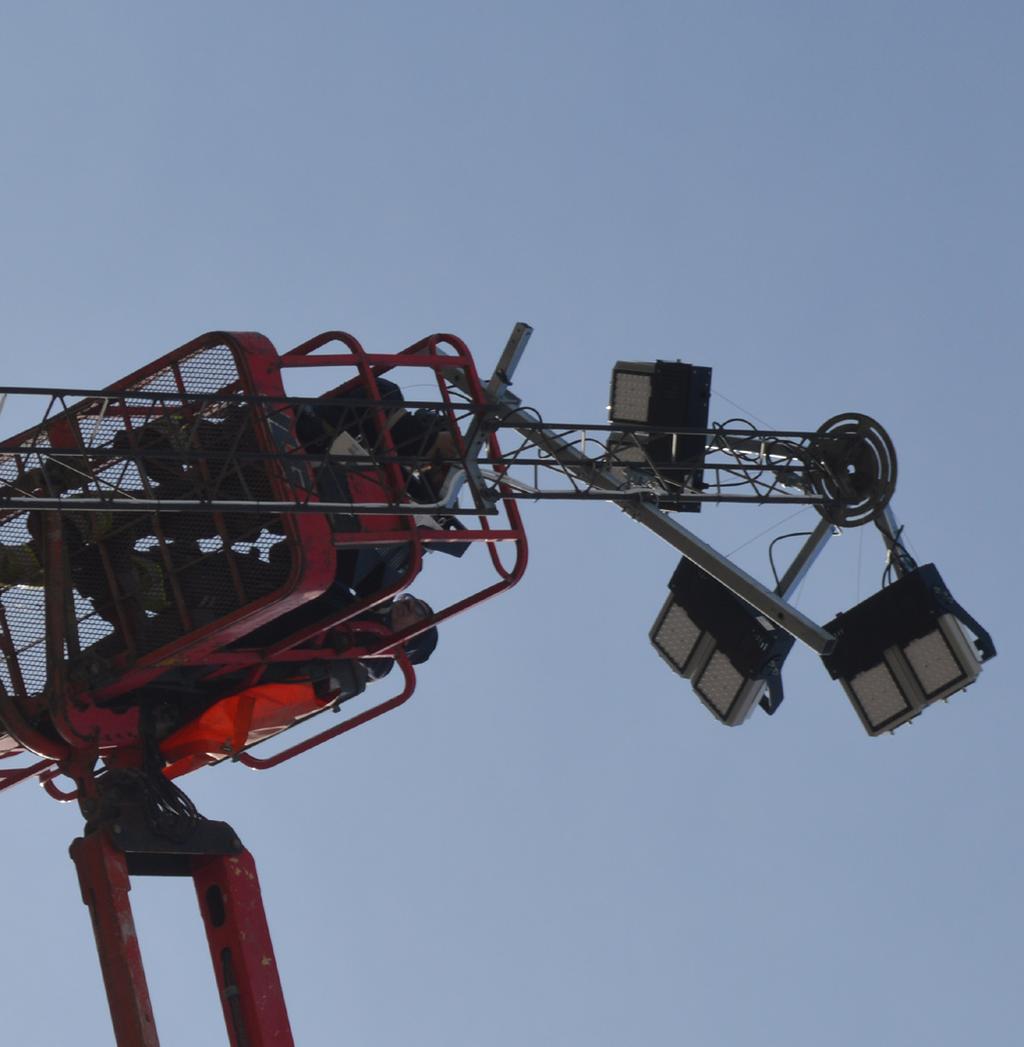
left=0, top=329, right=527, bottom=793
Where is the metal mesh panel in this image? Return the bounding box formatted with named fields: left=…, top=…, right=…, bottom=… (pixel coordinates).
left=175, top=344, right=239, bottom=395
left=0, top=583, right=48, bottom=698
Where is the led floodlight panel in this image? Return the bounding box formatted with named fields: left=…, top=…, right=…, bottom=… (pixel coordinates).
left=608, top=361, right=711, bottom=512
left=821, top=564, right=987, bottom=736
left=650, top=557, right=794, bottom=725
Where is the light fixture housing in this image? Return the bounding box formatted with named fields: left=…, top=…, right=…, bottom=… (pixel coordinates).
left=608, top=361, right=711, bottom=512
left=650, top=557, right=794, bottom=725
left=821, top=563, right=995, bottom=736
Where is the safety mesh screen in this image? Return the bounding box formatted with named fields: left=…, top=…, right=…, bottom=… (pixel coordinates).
left=0, top=341, right=296, bottom=701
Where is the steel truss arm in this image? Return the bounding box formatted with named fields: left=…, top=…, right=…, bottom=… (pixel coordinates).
left=0, top=347, right=878, bottom=655
left=471, top=422, right=828, bottom=509
left=485, top=407, right=836, bottom=652
left=427, top=330, right=836, bottom=652
left=0, top=386, right=865, bottom=519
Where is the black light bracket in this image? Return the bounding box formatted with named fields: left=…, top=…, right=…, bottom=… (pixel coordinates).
left=932, top=581, right=997, bottom=662
left=759, top=664, right=786, bottom=716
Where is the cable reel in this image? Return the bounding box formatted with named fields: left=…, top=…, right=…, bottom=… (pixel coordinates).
left=808, top=413, right=897, bottom=527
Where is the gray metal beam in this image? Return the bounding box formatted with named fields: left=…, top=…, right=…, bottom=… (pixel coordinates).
left=874, top=504, right=915, bottom=578
left=774, top=517, right=835, bottom=598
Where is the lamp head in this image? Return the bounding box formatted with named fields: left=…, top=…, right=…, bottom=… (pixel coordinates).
left=651, top=557, right=794, bottom=725
left=821, top=563, right=993, bottom=735
left=608, top=361, right=711, bottom=512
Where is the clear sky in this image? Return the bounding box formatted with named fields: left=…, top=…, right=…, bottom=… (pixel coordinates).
left=1, top=2, right=1021, bottom=1044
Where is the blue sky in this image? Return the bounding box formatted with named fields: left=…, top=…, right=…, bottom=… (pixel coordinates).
left=1, top=3, right=1021, bottom=1044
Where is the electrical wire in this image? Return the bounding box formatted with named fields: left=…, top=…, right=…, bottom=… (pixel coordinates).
left=881, top=524, right=917, bottom=588
left=711, top=389, right=775, bottom=429
left=768, top=530, right=815, bottom=588
left=724, top=506, right=811, bottom=558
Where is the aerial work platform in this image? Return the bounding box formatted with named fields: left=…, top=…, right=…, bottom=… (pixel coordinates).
left=0, top=323, right=993, bottom=1044
left=0, top=327, right=531, bottom=1045
left=0, top=329, right=527, bottom=787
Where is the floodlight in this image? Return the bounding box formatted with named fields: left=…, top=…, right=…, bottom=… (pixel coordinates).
left=650, top=557, right=794, bottom=725
left=821, top=563, right=996, bottom=736
left=608, top=361, right=711, bottom=512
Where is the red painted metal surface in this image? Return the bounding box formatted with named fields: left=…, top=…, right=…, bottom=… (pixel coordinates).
left=70, top=831, right=161, bottom=1046
left=237, top=646, right=416, bottom=771
left=192, top=850, right=294, bottom=1045
left=41, top=769, right=78, bottom=801
left=70, top=828, right=293, bottom=1046
left=0, top=756, right=57, bottom=793
left=274, top=328, right=529, bottom=635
